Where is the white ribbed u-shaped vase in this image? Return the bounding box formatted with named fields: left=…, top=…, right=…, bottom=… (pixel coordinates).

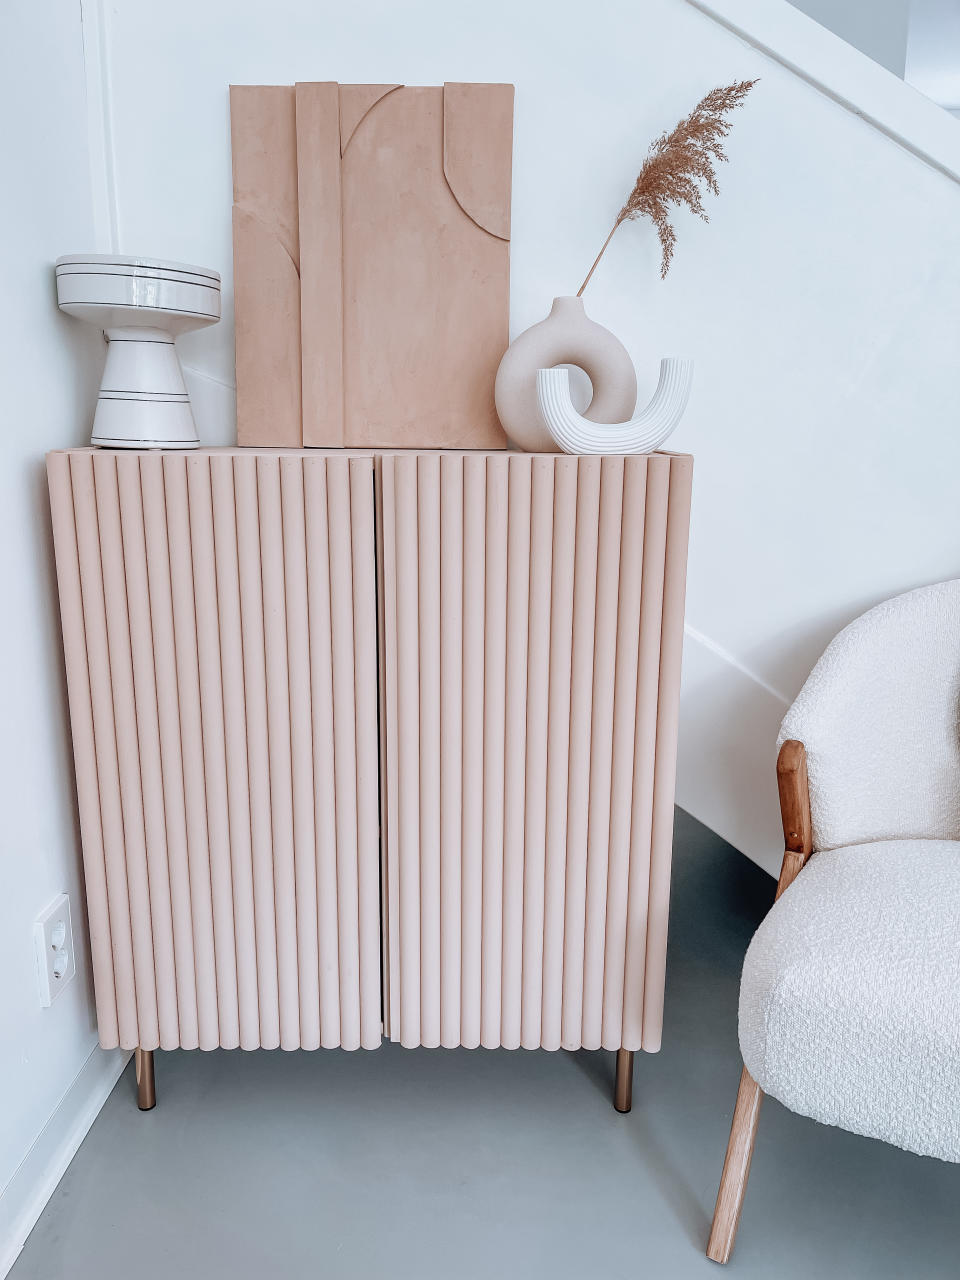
left=536, top=359, right=694, bottom=455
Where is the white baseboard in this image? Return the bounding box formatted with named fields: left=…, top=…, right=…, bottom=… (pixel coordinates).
left=677, top=625, right=789, bottom=877
left=0, top=1046, right=130, bottom=1278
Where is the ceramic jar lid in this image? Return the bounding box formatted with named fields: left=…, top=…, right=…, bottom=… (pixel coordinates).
left=56, top=253, right=221, bottom=327
left=55, top=253, right=221, bottom=284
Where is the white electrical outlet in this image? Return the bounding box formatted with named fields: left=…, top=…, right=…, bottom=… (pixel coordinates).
left=34, top=893, right=76, bottom=1007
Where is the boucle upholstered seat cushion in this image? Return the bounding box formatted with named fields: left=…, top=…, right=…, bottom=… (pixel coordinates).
left=739, top=838, right=960, bottom=1163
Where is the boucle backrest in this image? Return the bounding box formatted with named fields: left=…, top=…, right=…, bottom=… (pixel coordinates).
left=778, top=580, right=960, bottom=852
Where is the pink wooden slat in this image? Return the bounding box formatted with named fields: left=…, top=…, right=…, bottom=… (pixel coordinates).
left=378, top=456, right=401, bottom=1041
left=480, top=455, right=508, bottom=1048
left=460, top=454, right=486, bottom=1048
left=253, top=460, right=300, bottom=1047
left=186, top=455, right=241, bottom=1049
left=115, top=454, right=179, bottom=1050
left=92, top=453, right=160, bottom=1050
left=162, top=454, right=220, bottom=1048
left=520, top=457, right=554, bottom=1049
left=47, top=455, right=120, bottom=1047
left=280, top=457, right=321, bottom=1050
left=601, top=457, right=648, bottom=1049
left=233, top=456, right=281, bottom=1048
left=417, top=455, right=442, bottom=1047
left=374, top=460, right=392, bottom=1038
left=540, top=458, right=579, bottom=1050
left=618, top=457, right=670, bottom=1051
left=349, top=458, right=382, bottom=1050
left=257, top=457, right=301, bottom=1049
left=499, top=455, right=531, bottom=1049
left=209, top=455, right=260, bottom=1049
left=560, top=456, right=601, bottom=1049
left=438, top=455, right=464, bottom=1048
left=642, top=456, right=694, bottom=1050
left=327, top=455, right=363, bottom=1049
left=392, top=454, right=421, bottom=1047
left=580, top=458, right=624, bottom=1049
left=138, top=455, right=199, bottom=1050
left=303, top=457, right=341, bottom=1047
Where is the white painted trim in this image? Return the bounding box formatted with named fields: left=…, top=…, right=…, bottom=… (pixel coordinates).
left=79, top=0, right=120, bottom=252
left=181, top=362, right=236, bottom=391
left=684, top=621, right=790, bottom=706
left=678, top=626, right=789, bottom=876
left=685, top=0, right=960, bottom=185
left=0, top=1047, right=130, bottom=1279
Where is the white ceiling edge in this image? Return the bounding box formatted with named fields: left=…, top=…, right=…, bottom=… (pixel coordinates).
left=685, top=0, right=960, bottom=186
left=905, top=0, right=960, bottom=113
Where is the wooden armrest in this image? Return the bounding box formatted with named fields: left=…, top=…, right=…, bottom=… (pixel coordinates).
left=775, top=739, right=813, bottom=900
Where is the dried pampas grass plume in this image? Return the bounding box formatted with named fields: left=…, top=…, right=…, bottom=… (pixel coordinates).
left=577, top=79, right=758, bottom=293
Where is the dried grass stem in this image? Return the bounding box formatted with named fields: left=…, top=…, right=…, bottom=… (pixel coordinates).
left=577, top=79, right=757, bottom=293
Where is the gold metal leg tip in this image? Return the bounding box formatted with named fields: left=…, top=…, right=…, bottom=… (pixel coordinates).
left=614, top=1048, right=634, bottom=1113
left=135, top=1048, right=156, bottom=1111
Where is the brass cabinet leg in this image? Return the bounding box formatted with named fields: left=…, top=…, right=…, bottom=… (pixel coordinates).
left=614, top=1048, right=633, bottom=1113
left=707, top=1065, right=764, bottom=1264
left=135, top=1048, right=156, bottom=1111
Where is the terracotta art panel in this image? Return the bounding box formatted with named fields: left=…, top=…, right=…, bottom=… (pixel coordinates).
left=230, top=86, right=302, bottom=448
left=230, top=82, right=514, bottom=448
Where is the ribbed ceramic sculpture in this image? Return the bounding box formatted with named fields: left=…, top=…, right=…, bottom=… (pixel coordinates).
left=494, top=296, right=637, bottom=452
left=536, top=361, right=693, bottom=455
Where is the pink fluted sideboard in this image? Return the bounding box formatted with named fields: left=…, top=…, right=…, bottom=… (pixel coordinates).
left=47, top=448, right=692, bottom=1110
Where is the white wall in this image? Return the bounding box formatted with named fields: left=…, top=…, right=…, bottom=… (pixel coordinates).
left=85, top=0, right=960, bottom=875
left=0, top=2, right=128, bottom=1269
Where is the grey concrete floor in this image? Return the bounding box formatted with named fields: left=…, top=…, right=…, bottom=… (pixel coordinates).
left=11, top=811, right=959, bottom=1278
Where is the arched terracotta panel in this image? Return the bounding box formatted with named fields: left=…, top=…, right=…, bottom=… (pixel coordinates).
left=443, top=82, right=514, bottom=241
left=338, top=83, right=402, bottom=155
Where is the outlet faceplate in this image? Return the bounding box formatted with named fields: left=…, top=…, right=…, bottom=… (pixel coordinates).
left=34, top=893, right=76, bottom=1007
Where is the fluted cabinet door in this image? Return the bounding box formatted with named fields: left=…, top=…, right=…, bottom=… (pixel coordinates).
left=377, top=452, right=693, bottom=1051
left=47, top=449, right=381, bottom=1051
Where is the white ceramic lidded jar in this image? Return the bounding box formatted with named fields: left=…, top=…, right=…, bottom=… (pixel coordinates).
left=56, top=254, right=221, bottom=448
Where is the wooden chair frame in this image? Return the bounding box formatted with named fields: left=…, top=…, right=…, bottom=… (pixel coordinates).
left=706, top=739, right=813, bottom=1265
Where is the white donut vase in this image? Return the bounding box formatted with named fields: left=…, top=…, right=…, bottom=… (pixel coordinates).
left=494, top=295, right=637, bottom=452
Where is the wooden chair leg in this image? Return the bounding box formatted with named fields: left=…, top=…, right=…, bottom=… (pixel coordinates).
left=705, top=741, right=811, bottom=1262
left=707, top=1065, right=764, bottom=1264
left=135, top=1048, right=156, bottom=1111
left=614, top=1048, right=633, bottom=1113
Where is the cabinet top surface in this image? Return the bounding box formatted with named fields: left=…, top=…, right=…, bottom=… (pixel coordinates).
left=48, top=447, right=693, bottom=462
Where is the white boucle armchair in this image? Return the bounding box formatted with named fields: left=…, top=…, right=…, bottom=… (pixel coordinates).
left=707, top=580, right=960, bottom=1264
